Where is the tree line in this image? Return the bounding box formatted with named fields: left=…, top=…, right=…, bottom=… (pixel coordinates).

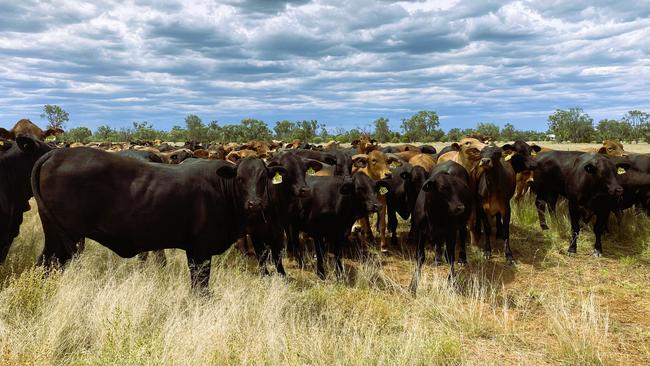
left=36, top=104, right=650, bottom=144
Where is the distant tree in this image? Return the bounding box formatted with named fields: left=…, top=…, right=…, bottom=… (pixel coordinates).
left=94, top=125, right=116, bottom=141
left=185, top=114, right=207, bottom=142
left=500, top=123, right=516, bottom=141
left=132, top=121, right=160, bottom=141
left=475, top=122, right=500, bottom=141
left=373, top=117, right=392, bottom=143
left=221, top=124, right=245, bottom=142
left=167, top=125, right=188, bottom=142
left=400, top=110, right=443, bottom=142
left=64, top=127, right=92, bottom=143
left=622, top=110, right=650, bottom=143
left=274, top=120, right=296, bottom=140
left=292, top=120, right=320, bottom=141
left=40, top=104, right=69, bottom=130
left=443, top=128, right=462, bottom=142
left=596, top=119, right=632, bottom=142
left=206, top=120, right=221, bottom=142
left=547, top=108, right=594, bottom=142
left=240, top=118, right=272, bottom=141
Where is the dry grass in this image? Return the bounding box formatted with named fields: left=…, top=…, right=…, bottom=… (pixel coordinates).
left=1, top=178, right=650, bottom=364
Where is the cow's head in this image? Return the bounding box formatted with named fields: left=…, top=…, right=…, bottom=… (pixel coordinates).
left=0, top=119, right=63, bottom=141
left=340, top=172, right=390, bottom=214
left=351, top=150, right=397, bottom=181
left=422, top=172, right=469, bottom=217
left=0, top=136, right=52, bottom=262
left=169, top=149, right=194, bottom=164
left=217, top=157, right=288, bottom=216
left=579, top=154, right=628, bottom=197
left=598, top=140, right=626, bottom=157
left=501, top=140, right=541, bottom=173
left=268, top=152, right=323, bottom=198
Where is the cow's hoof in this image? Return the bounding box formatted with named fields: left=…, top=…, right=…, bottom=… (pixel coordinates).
left=483, top=250, right=492, bottom=260
left=433, top=256, right=443, bottom=266
left=593, top=249, right=602, bottom=258
left=381, top=249, right=390, bottom=256
left=506, top=257, right=516, bottom=266
left=540, top=223, right=549, bottom=230
left=458, top=258, right=467, bottom=266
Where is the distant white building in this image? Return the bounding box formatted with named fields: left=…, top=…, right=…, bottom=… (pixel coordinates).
left=547, top=134, right=556, bottom=141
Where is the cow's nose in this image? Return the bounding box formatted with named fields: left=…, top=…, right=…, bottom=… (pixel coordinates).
left=480, top=158, right=491, bottom=167
left=299, top=186, right=310, bottom=196
left=372, top=203, right=383, bottom=212
left=247, top=200, right=261, bottom=210
left=608, top=185, right=623, bottom=196
left=384, top=171, right=392, bottom=179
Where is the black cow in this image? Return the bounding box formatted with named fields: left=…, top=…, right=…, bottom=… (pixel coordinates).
left=249, top=151, right=324, bottom=270
left=532, top=151, right=585, bottom=229
left=563, top=153, right=632, bottom=256
left=409, top=161, right=473, bottom=293
left=620, top=154, right=650, bottom=212
left=297, top=172, right=390, bottom=279
left=385, top=163, right=428, bottom=248
left=116, top=149, right=163, bottom=163
left=418, top=145, right=437, bottom=154
left=0, top=136, right=52, bottom=262
left=31, top=148, right=287, bottom=289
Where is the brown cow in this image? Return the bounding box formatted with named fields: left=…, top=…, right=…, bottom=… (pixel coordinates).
left=226, top=149, right=258, bottom=163
left=0, top=119, right=63, bottom=141
left=351, top=135, right=379, bottom=154
left=437, top=137, right=486, bottom=173
left=351, top=150, right=400, bottom=253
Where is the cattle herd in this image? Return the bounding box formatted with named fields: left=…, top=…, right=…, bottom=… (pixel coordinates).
left=1, top=118, right=650, bottom=294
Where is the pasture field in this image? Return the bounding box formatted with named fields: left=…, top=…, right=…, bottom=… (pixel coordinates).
left=0, top=143, right=649, bottom=365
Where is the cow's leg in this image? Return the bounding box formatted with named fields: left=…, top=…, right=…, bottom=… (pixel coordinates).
left=445, top=226, right=457, bottom=281
left=458, top=223, right=468, bottom=265
left=314, top=237, right=327, bottom=280
left=186, top=252, right=211, bottom=290
left=334, top=239, right=344, bottom=281
left=481, top=209, right=492, bottom=259
left=593, top=211, right=609, bottom=257
left=361, top=216, right=375, bottom=247
left=287, top=225, right=305, bottom=269
left=250, top=233, right=270, bottom=276
left=433, top=241, right=443, bottom=265
left=269, top=230, right=286, bottom=276
left=378, top=196, right=389, bottom=253
left=468, top=209, right=479, bottom=246
left=387, top=205, right=399, bottom=248
left=495, top=213, right=503, bottom=240
left=535, top=198, right=549, bottom=230
left=568, top=202, right=581, bottom=254
left=37, top=216, right=74, bottom=268
left=503, top=205, right=515, bottom=265
left=408, top=231, right=425, bottom=295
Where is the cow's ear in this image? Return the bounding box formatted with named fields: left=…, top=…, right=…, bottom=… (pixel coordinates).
left=501, top=144, right=513, bottom=152
left=351, top=154, right=368, bottom=168
left=339, top=181, right=355, bottom=195
left=450, top=143, right=460, bottom=151
left=44, top=128, right=64, bottom=138
left=616, top=162, right=631, bottom=172
left=386, top=154, right=403, bottom=166
left=0, top=140, right=13, bottom=152
left=421, top=181, right=435, bottom=192
left=584, top=163, right=596, bottom=174
left=216, top=165, right=237, bottom=179
left=465, top=147, right=481, bottom=160
left=351, top=139, right=359, bottom=147
left=16, top=136, right=38, bottom=152
left=375, top=180, right=391, bottom=194
left=597, top=146, right=608, bottom=154
left=226, top=151, right=241, bottom=163
left=268, top=166, right=288, bottom=179
left=531, top=144, right=542, bottom=152
left=0, top=128, right=14, bottom=140
left=304, top=159, right=323, bottom=173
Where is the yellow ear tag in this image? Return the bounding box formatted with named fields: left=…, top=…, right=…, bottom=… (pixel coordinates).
left=306, top=167, right=315, bottom=175
left=272, top=172, right=283, bottom=184
left=531, top=151, right=537, bottom=156
left=504, top=154, right=512, bottom=161
left=379, top=187, right=388, bottom=195
left=617, top=167, right=626, bottom=175
left=0, top=141, right=3, bottom=146
left=45, top=135, right=56, bottom=142
left=390, top=161, right=399, bottom=169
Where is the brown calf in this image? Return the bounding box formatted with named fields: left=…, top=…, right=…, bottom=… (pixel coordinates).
left=0, top=119, right=63, bottom=141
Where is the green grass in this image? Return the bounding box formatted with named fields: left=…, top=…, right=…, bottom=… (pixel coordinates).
left=0, top=197, right=649, bottom=365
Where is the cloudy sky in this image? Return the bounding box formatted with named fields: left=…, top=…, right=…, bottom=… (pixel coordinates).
left=1, top=0, right=649, bottom=132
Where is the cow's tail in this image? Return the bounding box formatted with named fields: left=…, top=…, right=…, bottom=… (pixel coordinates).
left=31, top=151, right=77, bottom=255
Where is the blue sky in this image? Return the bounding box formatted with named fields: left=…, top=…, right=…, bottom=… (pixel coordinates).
left=1, top=0, right=649, bottom=133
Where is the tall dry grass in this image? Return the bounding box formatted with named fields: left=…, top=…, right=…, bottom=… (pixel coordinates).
left=0, top=196, right=647, bottom=365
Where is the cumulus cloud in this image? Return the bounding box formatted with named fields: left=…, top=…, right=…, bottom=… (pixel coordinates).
left=0, top=0, right=648, bottom=131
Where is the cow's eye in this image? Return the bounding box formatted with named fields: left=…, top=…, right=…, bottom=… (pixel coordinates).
left=372, top=159, right=377, bottom=163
